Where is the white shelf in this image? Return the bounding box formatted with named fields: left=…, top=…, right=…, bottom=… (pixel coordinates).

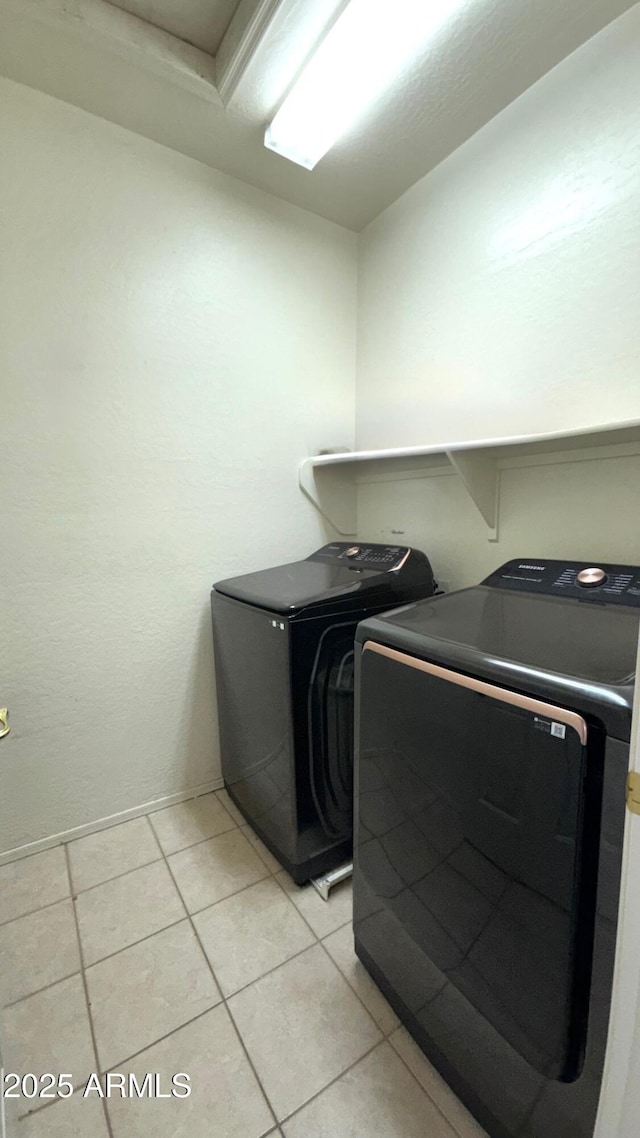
left=299, top=419, right=640, bottom=539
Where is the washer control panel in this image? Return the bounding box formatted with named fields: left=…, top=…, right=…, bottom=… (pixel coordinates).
left=309, top=542, right=409, bottom=571
left=484, top=559, right=640, bottom=606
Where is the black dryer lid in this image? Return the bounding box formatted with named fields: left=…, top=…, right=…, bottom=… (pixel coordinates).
left=357, top=586, right=639, bottom=740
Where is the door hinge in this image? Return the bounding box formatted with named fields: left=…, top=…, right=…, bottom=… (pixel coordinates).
left=627, top=772, right=640, bottom=816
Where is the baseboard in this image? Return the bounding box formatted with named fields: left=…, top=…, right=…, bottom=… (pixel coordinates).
left=0, top=778, right=225, bottom=866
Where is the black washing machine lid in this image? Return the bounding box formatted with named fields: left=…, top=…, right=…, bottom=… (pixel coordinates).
left=214, top=560, right=369, bottom=614
left=212, top=543, right=423, bottom=617
left=357, top=578, right=639, bottom=741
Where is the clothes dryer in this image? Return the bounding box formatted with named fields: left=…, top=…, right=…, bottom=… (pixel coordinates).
left=353, top=558, right=640, bottom=1138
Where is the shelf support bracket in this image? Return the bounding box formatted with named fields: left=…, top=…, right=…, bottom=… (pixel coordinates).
left=298, top=457, right=357, bottom=537
left=446, top=449, right=499, bottom=541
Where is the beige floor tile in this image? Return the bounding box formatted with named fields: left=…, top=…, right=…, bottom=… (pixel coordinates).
left=0, top=847, right=69, bottom=926
left=241, top=826, right=283, bottom=873
left=228, top=943, right=381, bottom=1121
left=0, top=900, right=80, bottom=1005
left=107, top=1004, right=274, bottom=1138
left=149, top=793, right=236, bottom=855
left=323, top=924, right=399, bottom=1035
left=282, top=1042, right=458, bottom=1138
left=215, top=787, right=246, bottom=826
left=389, top=1028, right=488, bottom=1137
left=193, top=878, right=314, bottom=996
left=15, top=1095, right=109, bottom=1137
left=75, top=861, right=185, bottom=966
left=68, top=818, right=160, bottom=893
left=275, top=871, right=353, bottom=938
left=168, top=829, right=268, bottom=913
left=87, top=920, right=221, bottom=1070
left=2, top=975, right=96, bottom=1123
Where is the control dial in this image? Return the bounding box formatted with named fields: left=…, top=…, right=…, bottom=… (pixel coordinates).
left=577, top=567, right=607, bottom=588
left=346, top=546, right=361, bottom=558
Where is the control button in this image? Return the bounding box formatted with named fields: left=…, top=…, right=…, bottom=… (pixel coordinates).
left=346, top=546, right=361, bottom=558
left=577, top=567, right=607, bottom=588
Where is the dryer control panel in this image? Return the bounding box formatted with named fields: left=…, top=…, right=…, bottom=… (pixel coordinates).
left=484, top=559, right=640, bottom=606
left=308, top=542, right=410, bottom=571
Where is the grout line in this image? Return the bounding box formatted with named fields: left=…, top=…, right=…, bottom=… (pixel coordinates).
left=69, top=855, right=167, bottom=899
left=81, top=819, right=473, bottom=1138
left=142, top=811, right=168, bottom=860
left=318, top=929, right=400, bottom=1039
left=2, top=968, right=83, bottom=1011
left=0, top=892, right=72, bottom=929
left=68, top=814, right=249, bottom=900
left=65, top=794, right=242, bottom=899
left=1, top=905, right=356, bottom=1020
left=277, top=1037, right=385, bottom=1127
left=82, top=915, right=190, bottom=972
left=223, top=1000, right=281, bottom=1133
left=270, top=876, right=323, bottom=941
left=0, top=809, right=253, bottom=965
left=0, top=842, right=67, bottom=868
left=13, top=1072, right=98, bottom=1125
left=160, top=843, right=281, bottom=1134
left=148, top=820, right=239, bottom=860
left=97, top=1004, right=221, bottom=1073
left=184, top=868, right=271, bottom=920
left=196, top=867, right=389, bottom=1129
left=316, top=936, right=383, bottom=1037
left=271, top=872, right=355, bottom=944
left=0, top=782, right=224, bottom=868
left=217, top=939, right=318, bottom=1002
left=63, top=844, right=116, bottom=1138
left=213, top=788, right=247, bottom=827
left=88, top=1005, right=474, bottom=1138
left=14, top=1094, right=71, bottom=1123
left=5, top=858, right=282, bottom=1010
left=262, top=880, right=437, bottom=1126
left=386, top=1031, right=476, bottom=1138
left=4, top=804, right=423, bottom=1136
left=277, top=1026, right=474, bottom=1136
left=238, top=827, right=282, bottom=872
left=63, top=814, right=168, bottom=892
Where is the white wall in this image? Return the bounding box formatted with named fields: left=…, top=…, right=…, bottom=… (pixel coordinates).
left=357, top=4, right=640, bottom=451
left=357, top=450, right=640, bottom=592
left=3, top=4, right=640, bottom=855
left=0, top=78, right=356, bottom=856
left=355, top=5, right=640, bottom=585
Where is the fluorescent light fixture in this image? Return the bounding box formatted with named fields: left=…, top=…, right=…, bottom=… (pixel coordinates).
left=265, top=0, right=466, bottom=170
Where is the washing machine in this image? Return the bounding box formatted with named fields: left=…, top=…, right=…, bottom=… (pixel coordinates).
left=353, top=558, right=640, bottom=1138
left=211, top=541, right=436, bottom=884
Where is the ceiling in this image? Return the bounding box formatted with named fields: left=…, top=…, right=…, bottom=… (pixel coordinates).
left=0, top=0, right=637, bottom=230
left=108, top=0, right=240, bottom=55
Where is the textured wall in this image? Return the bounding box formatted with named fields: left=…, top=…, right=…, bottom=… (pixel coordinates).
left=0, top=78, right=356, bottom=854
left=354, top=6, right=640, bottom=589
left=357, top=452, right=640, bottom=593
left=356, top=4, right=640, bottom=450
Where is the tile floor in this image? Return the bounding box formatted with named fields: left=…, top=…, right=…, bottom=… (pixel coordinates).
left=0, top=790, right=487, bottom=1137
